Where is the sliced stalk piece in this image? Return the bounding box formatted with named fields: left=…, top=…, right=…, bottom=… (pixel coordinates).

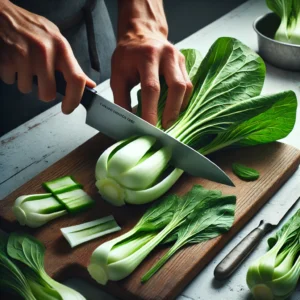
left=13, top=193, right=67, bottom=228
left=43, top=176, right=82, bottom=194
left=55, top=189, right=94, bottom=213
left=61, top=216, right=121, bottom=248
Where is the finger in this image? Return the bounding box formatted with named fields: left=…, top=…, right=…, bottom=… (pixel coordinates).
left=56, top=41, right=92, bottom=114
left=34, top=43, right=56, bottom=101
left=161, top=60, right=186, bottom=129
left=139, top=60, right=160, bottom=125
left=17, top=57, right=33, bottom=94
left=179, top=55, right=193, bottom=111
left=111, top=75, right=132, bottom=111
left=0, top=65, right=16, bottom=85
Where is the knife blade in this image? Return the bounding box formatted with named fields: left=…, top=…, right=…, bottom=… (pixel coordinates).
left=80, top=87, right=234, bottom=186
left=214, top=195, right=300, bottom=280
left=49, top=71, right=233, bottom=186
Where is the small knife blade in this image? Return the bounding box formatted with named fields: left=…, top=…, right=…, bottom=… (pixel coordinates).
left=80, top=87, right=234, bottom=186
left=214, top=195, right=300, bottom=280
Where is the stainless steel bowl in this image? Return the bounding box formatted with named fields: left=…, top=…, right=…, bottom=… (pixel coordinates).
left=253, top=13, right=300, bottom=71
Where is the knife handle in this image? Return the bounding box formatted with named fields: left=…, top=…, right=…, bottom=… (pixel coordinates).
left=32, top=71, right=96, bottom=109
left=214, top=220, right=273, bottom=280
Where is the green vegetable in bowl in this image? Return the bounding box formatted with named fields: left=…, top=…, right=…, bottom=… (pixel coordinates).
left=247, top=209, right=300, bottom=300
left=267, top=0, right=300, bottom=45
left=88, top=185, right=236, bottom=285
left=95, top=37, right=297, bottom=206
left=232, top=163, right=260, bottom=181
left=0, top=232, right=86, bottom=300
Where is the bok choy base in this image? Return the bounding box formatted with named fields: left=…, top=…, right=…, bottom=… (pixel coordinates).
left=95, top=37, right=297, bottom=206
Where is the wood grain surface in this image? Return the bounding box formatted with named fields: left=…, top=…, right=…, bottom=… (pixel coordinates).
left=1, top=132, right=299, bottom=300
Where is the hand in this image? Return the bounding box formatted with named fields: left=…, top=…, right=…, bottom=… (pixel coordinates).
left=0, top=0, right=96, bottom=114
left=111, top=0, right=193, bottom=129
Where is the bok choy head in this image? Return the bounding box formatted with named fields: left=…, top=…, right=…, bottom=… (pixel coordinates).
left=267, top=0, right=300, bottom=45
left=247, top=209, right=300, bottom=300
left=95, top=37, right=297, bottom=206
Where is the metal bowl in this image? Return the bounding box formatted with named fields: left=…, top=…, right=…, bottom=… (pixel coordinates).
left=253, top=13, right=300, bottom=71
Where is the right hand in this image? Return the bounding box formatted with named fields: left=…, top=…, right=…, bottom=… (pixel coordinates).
left=0, top=0, right=96, bottom=114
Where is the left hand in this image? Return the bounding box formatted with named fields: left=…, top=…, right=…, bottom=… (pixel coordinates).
left=111, top=26, right=193, bottom=129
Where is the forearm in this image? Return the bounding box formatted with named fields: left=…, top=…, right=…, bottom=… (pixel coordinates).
left=117, top=0, right=168, bottom=41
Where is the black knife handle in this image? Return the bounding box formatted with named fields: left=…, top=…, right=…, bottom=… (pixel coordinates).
left=32, top=71, right=96, bottom=110
left=214, top=220, right=274, bottom=280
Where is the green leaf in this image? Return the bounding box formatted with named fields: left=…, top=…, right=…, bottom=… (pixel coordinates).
left=232, top=163, right=260, bottom=181
left=199, top=90, right=297, bottom=154
left=141, top=191, right=236, bottom=282
left=0, top=233, right=36, bottom=300
left=7, top=233, right=45, bottom=274
left=7, top=232, right=85, bottom=300
left=136, top=194, right=179, bottom=231
left=167, top=37, right=266, bottom=148
left=268, top=208, right=300, bottom=249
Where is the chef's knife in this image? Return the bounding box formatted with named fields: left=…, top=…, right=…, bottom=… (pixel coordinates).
left=214, top=195, right=300, bottom=280
left=40, top=72, right=234, bottom=186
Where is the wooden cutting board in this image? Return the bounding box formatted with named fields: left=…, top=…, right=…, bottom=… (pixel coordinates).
left=1, top=133, right=300, bottom=300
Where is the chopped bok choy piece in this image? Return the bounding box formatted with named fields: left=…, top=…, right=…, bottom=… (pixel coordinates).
left=13, top=193, right=67, bottom=228
left=43, top=175, right=82, bottom=194
left=95, top=37, right=297, bottom=206
left=232, top=163, right=260, bottom=181
left=61, top=216, right=121, bottom=248
left=246, top=208, right=300, bottom=300
left=88, top=185, right=236, bottom=285
left=54, top=189, right=94, bottom=213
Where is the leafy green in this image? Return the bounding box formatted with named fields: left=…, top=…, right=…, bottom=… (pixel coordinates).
left=7, top=232, right=86, bottom=300
left=267, top=0, right=300, bottom=44
left=232, top=163, right=260, bottom=181
left=141, top=193, right=236, bottom=282
left=0, top=233, right=37, bottom=300
left=88, top=185, right=236, bottom=285
left=96, top=37, right=297, bottom=206
left=247, top=208, right=300, bottom=300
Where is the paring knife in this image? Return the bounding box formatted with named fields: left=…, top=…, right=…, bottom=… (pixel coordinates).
left=51, top=73, right=234, bottom=186
left=214, top=196, right=300, bottom=280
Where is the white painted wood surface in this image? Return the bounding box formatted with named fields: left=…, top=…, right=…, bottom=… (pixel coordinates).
left=1, top=0, right=299, bottom=299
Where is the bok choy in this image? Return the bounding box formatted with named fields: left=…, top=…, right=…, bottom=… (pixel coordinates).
left=267, top=0, right=300, bottom=44
left=13, top=193, right=67, bottom=228
left=88, top=185, right=236, bottom=284
left=13, top=176, right=95, bottom=228
left=0, top=232, right=86, bottom=299
left=246, top=209, right=300, bottom=300
left=61, top=216, right=121, bottom=248
left=95, top=37, right=297, bottom=206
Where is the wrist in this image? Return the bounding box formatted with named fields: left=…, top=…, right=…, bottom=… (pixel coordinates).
left=117, top=0, right=168, bottom=42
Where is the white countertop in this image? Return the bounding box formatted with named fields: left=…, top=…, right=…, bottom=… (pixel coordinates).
left=1, top=0, right=299, bottom=299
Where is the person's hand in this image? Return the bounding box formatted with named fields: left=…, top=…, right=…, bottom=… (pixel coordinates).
left=0, top=0, right=96, bottom=114
left=111, top=0, right=193, bottom=129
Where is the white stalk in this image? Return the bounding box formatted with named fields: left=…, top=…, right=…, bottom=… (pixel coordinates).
left=61, top=216, right=121, bottom=248
left=13, top=194, right=67, bottom=228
